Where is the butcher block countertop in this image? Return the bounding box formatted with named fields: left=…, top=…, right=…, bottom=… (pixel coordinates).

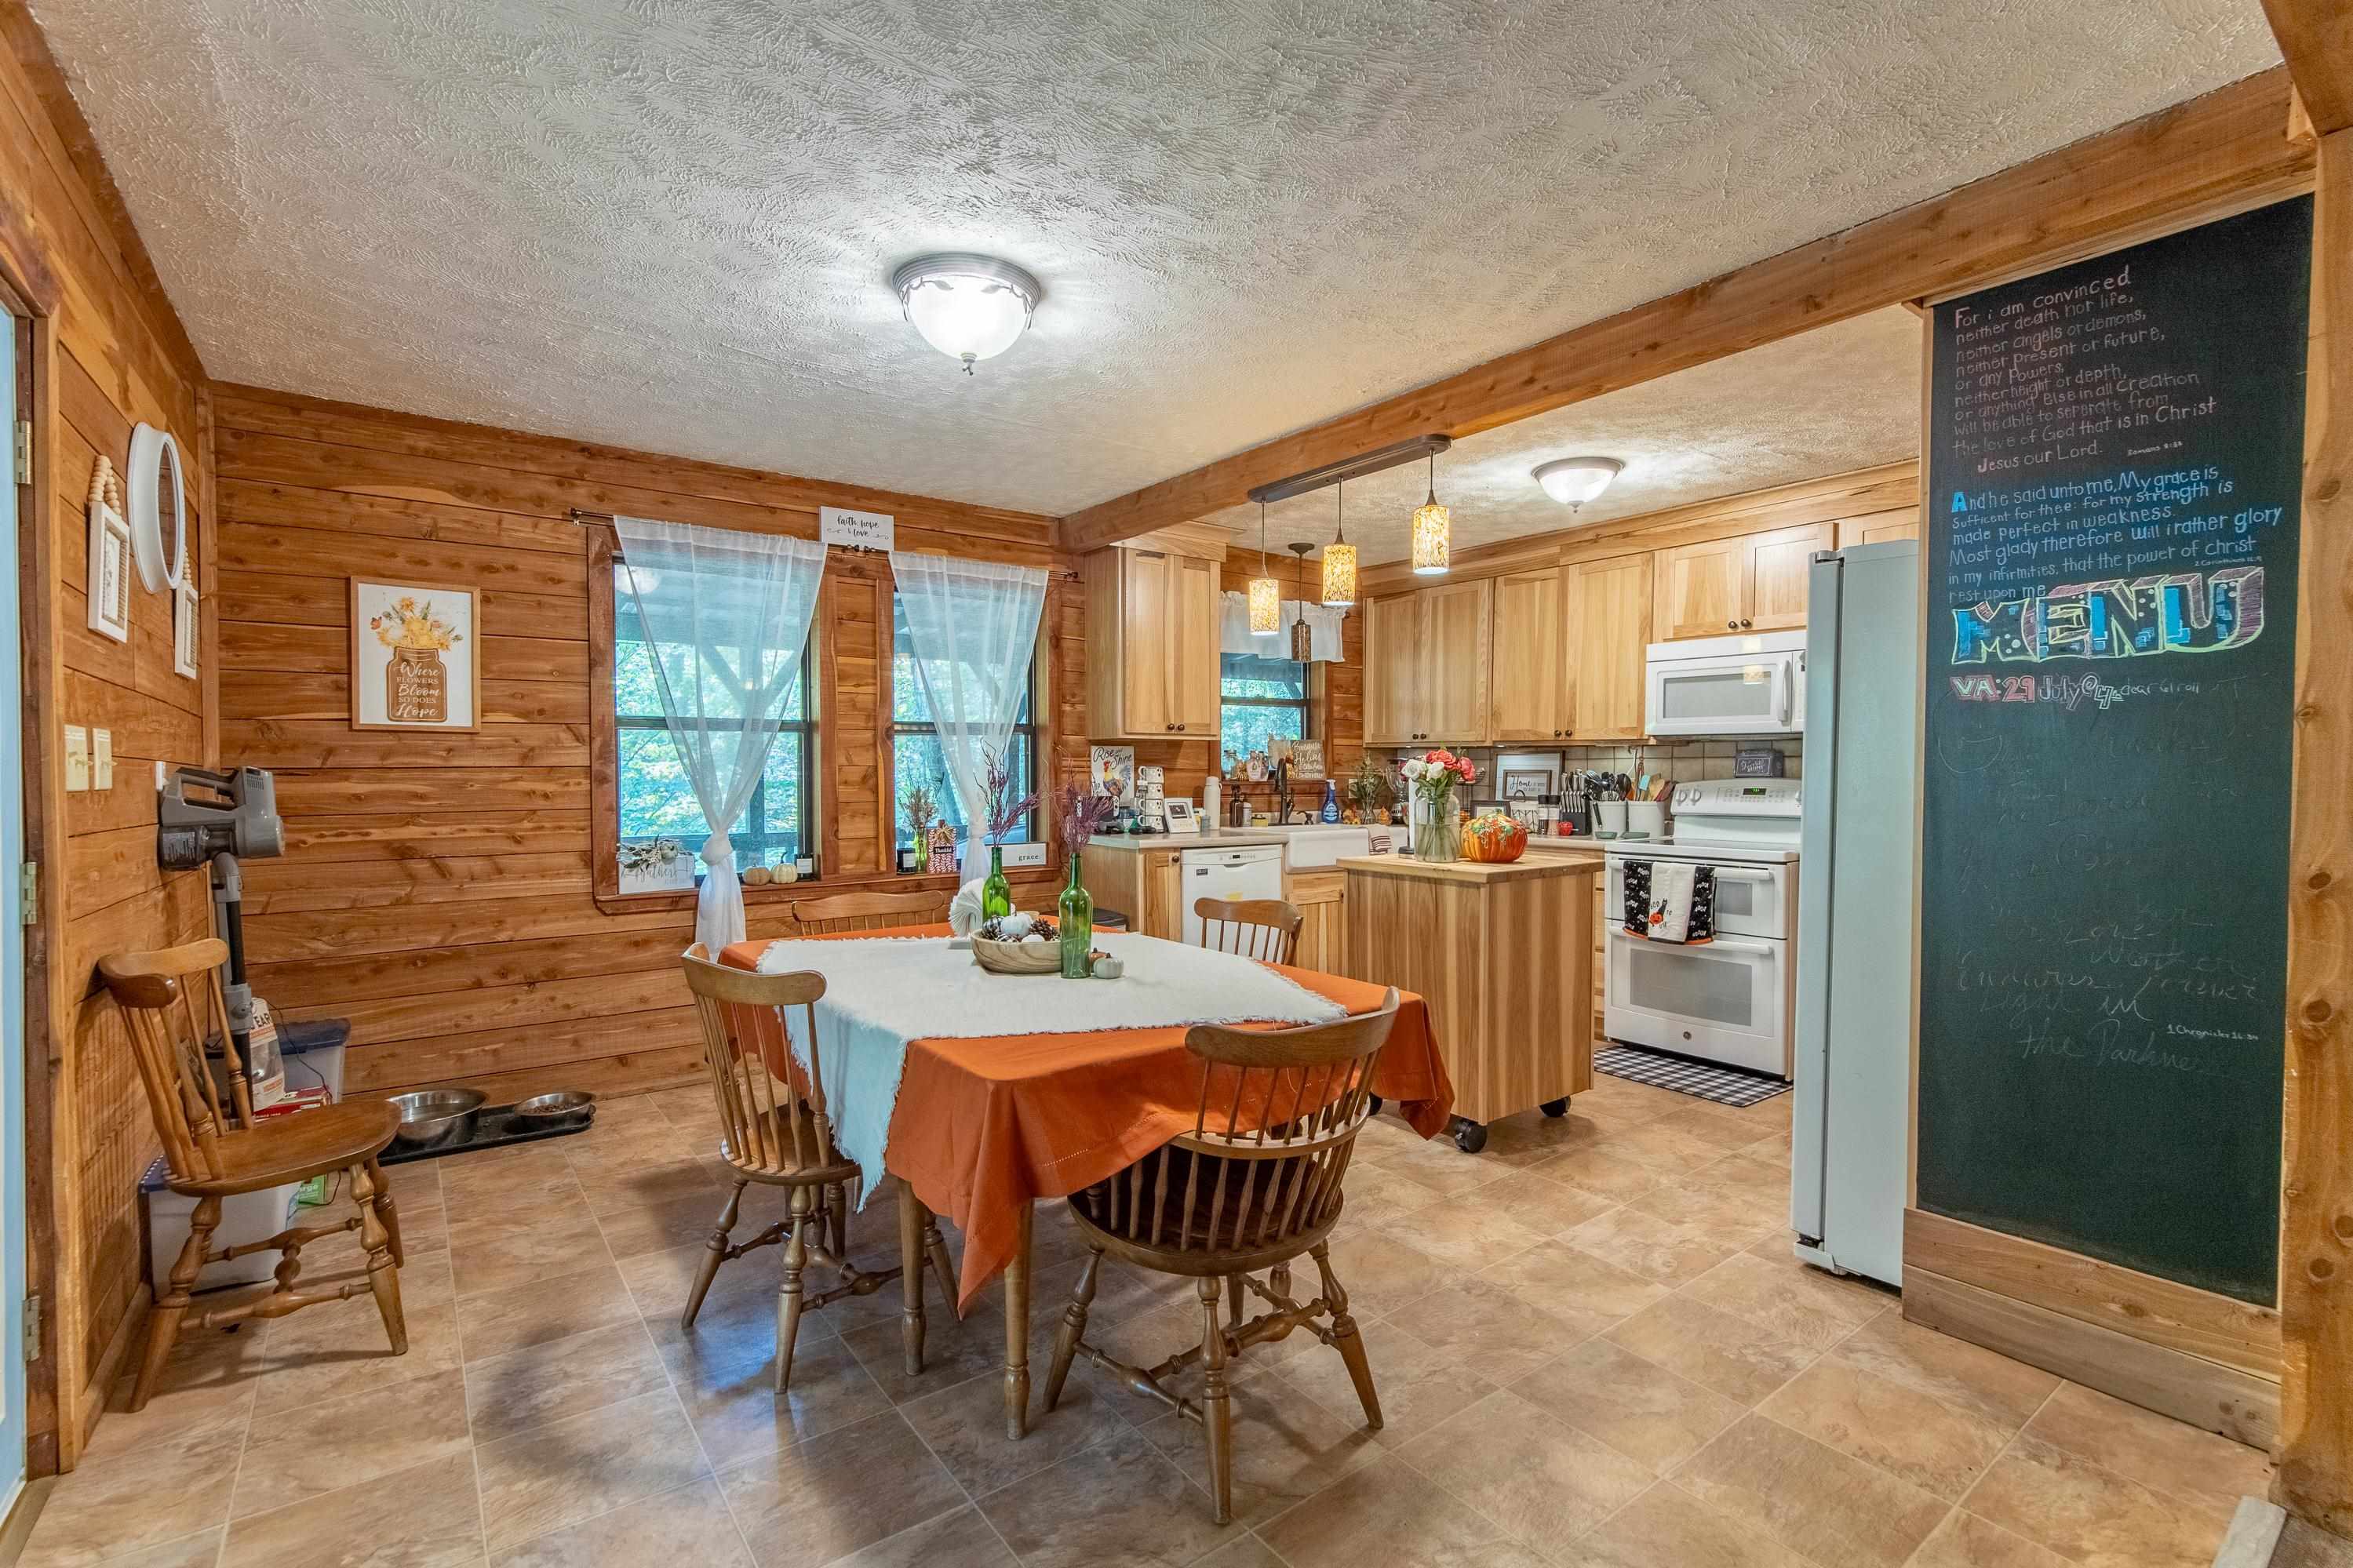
left=1334, top=853, right=1601, bottom=886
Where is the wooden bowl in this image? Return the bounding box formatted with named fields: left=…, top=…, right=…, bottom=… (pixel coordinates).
left=971, top=935, right=1061, bottom=975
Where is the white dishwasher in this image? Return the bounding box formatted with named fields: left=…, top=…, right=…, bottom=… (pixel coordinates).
left=1179, top=844, right=1286, bottom=944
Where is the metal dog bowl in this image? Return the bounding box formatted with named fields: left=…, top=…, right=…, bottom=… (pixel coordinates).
left=388, top=1087, right=484, bottom=1148
left=512, top=1090, right=596, bottom=1122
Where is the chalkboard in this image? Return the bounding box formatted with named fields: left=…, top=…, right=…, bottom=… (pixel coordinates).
left=1918, top=198, right=2311, bottom=1305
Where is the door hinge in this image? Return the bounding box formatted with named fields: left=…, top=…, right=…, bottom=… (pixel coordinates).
left=16, top=862, right=33, bottom=926
left=22, top=1293, right=39, bottom=1362
left=12, top=418, right=27, bottom=486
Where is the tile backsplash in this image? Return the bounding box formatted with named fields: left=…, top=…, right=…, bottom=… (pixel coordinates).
left=1379, top=737, right=1801, bottom=792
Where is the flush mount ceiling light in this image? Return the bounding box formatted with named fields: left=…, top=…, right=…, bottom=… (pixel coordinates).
left=1320, top=478, right=1357, bottom=608
left=1533, top=456, right=1624, bottom=511
left=1248, top=501, right=1280, bottom=636
left=1411, top=453, right=1451, bottom=577
left=891, top=253, right=1043, bottom=373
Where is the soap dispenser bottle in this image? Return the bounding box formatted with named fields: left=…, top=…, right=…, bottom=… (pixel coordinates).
left=1321, top=779, right=1340, bottom=822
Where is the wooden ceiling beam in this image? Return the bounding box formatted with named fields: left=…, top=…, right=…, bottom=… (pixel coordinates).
left=2261, top=0, right=2353, bottom=136
left=1055, top=67, right=2311, bottom=555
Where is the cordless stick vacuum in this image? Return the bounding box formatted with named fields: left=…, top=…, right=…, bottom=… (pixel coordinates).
left=157, top=766, right=286, bottom=1098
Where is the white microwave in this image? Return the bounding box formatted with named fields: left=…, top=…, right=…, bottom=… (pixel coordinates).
left=1644, top=631, right=1807, bottom=737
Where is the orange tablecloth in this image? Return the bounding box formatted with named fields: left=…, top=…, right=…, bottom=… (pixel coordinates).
left=718, top=925, right=1452, bottom=1310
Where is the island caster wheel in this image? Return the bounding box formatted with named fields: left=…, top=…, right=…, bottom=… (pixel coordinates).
left=1540, top=1097, right=1570, bottom=1118
left=1368, top=1093, right=1383, bottom=1115
left=1451, top=1117, right=1488, bottom=1155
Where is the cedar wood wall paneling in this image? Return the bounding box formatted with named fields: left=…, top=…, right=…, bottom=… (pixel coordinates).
left=0, top=2, right=214, bottom=1470
left=212, top=386, right=1085, bottom=1106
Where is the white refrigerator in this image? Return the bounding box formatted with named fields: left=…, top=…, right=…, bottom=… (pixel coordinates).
left=1790, top=539, right=1919, bottom=1287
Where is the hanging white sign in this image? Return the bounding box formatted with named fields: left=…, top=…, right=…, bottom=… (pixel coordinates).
left=819, top=506, right=894, bottom=552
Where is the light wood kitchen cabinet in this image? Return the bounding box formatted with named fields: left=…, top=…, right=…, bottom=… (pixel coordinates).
left=1652, top=522, right=1833, bottom=638
left=1084, top=544, right=1221, bottom=738
left=1652, top=534, right=1748, bottom=640
left=1364, top=579, right=1492, bottom=745
left=1563, top=553, right=1652, bottom=740
left=1835, top=511, right=1921, bottom=548
left=1489, top=569, right=1566, bottom=741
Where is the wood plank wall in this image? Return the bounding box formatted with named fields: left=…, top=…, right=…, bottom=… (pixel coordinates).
left=210, top=386, right=1076, bottom=1108
left=0, top=1, right=214, bottom=1471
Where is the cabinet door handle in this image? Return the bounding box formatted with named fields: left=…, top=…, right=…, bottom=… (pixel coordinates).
left=1726, top=620, right=1737, bottom=630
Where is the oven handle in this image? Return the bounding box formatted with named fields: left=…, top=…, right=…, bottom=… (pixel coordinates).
left=1605, top=930, right=1777, bottom=958
left=1709, top=868, right=1778, bottom=884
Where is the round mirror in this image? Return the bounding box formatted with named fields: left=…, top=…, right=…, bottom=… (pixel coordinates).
left=126, top=422, right=186, bottom=593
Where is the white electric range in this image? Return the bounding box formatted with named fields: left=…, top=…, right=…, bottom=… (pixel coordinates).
left=1602, top=780, right=1803, bottom=1079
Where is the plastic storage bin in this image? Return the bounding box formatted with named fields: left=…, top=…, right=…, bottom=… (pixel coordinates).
left=143, top=1159, right=301, bottom=1291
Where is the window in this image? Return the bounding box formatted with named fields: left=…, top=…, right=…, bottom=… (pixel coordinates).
left=613, top=566, right=814, bottom=878
left=1220, top=652, right=1310, bottom=766
left=890, top=595, right=1037, bottom=853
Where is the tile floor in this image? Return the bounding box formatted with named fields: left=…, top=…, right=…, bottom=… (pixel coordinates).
left=18, top=1075, right=2271, bottom=1567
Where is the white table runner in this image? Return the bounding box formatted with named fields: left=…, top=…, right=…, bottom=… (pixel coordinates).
left=753, top=931, right=1344, bottom=1203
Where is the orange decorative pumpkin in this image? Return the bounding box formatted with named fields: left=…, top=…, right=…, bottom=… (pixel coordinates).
left=1460, top=811, right=1528, bottom=863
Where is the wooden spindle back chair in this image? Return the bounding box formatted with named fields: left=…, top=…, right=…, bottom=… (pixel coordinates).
left=1047, top=990, right=1401, bottom=1523
left=99, top=939, right=407, bottom=1411
left=1190, top=896, right=1302, bottom=966
left=678, top=944, right=958, bottom=1389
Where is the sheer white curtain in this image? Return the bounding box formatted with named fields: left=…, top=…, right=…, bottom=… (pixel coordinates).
left=615, top=517, right=825, bottom=951
left=889, top=551, right=1046, bottom=843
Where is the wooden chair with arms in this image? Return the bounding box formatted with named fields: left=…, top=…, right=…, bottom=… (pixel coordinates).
left=1042, top=991, right=1401, bottom=1523
left=1190, top=897, right=1302, bottom=966
left=678, top=944, right=959, bottom=1390
left=99, top=938, right=407, bottom=1412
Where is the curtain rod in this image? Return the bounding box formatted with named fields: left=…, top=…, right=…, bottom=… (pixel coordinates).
left=571, top=507, right=1078, bottom=579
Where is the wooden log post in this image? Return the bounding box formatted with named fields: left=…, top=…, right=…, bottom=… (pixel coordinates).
left=2276, top=119, right=2353, bottom=1539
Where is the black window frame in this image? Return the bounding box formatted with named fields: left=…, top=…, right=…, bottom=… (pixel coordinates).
left=1218, top=649, right=1313, bottom=768
left=611, top=564, right=818, bottom=880
left=887, top=595, right=1040, bottom=860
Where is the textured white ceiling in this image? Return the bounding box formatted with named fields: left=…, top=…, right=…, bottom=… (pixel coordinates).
left=1214, top=307, right=1926, bottom=564
left=31, top=1, right=2278, bottom=517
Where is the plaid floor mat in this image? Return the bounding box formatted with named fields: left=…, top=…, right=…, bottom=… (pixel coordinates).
left=1594, top=1043, right=1792, bottom=1108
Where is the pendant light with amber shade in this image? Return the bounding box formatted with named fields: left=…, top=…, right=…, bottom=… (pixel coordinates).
left=1320, top=478, right=1357, bottom=607
left=1411, top=453, right=1451, bottom=576
left=1247, top=500, right=1280, bottom=636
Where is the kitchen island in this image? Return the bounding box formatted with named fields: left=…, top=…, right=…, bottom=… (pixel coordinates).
left=1336, top=852, right=1601, bottom=1151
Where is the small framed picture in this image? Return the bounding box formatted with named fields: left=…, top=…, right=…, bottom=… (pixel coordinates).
left=1165, top=797, right=1198, bottom=834
left=86, top=467, right=132, bottom=644
left=1289, top=739, right=1325, bottom=778
left=351, top=579, right=479, bottom=730
left=172, top=580, right=200, bottom=679
left=1502, top=769, right=1554, bottom=800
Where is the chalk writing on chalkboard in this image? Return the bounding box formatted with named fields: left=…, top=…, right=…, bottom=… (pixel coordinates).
left=1917, top=197, right=2310, bottom=1305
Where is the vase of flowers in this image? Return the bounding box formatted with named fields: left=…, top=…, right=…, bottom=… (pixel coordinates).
left=1342, top=755, right=1390, bottom=827
left=976, top=745, right=1039, bottom=922
left=1401, top=749, right=1477, bottom=864
left=901, top=782, right=938, bottom=875
left=1054, top=784, right=1114, bottom=978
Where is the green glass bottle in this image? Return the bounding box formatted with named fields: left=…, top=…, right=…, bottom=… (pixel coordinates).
left=981, top=843, right=1012, bottom=922
left=1058, top=854, right=1095, bottom=978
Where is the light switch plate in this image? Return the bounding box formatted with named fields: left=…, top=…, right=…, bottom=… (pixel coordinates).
left=63, top=724, right=88, bottom=791
left=92, top=728, right=114, bottom=789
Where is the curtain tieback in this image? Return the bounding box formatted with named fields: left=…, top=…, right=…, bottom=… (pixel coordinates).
left=701, top=834, right=734, bottom=871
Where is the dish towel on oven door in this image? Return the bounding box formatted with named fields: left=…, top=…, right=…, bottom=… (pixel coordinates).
left=1620, top=860, right=1716, bottom=944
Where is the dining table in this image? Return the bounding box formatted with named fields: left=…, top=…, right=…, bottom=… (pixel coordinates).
left=716, top=922, right=1453, bottom=1439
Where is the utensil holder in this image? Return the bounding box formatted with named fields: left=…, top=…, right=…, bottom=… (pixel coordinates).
left=1595, top=800, right=1628, bottom=838
left=1625, top=801, right=1666, bottom=839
